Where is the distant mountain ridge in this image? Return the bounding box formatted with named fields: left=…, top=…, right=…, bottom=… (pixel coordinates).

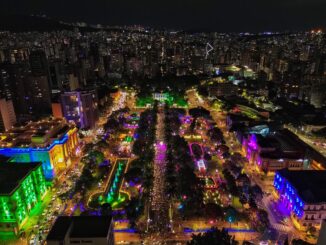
left=0, top=14, right=99, bottom=32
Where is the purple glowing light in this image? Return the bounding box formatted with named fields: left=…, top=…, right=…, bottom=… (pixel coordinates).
left=181, top=116, right=193, bottom=124
left=123, top=123, right=138, bottom=129
left=156, top=142, right=167, bottom=151
left=248, top=134, right=258, bottom=151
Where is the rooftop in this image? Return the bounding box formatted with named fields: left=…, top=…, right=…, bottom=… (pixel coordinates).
left=0, top=118, right=75, bottom=148
left=277, top=169, right=326, bottom=203
left=253, top=130, right=306, bottom=159
left=257, top=134, right=275, bottom=148
left=0, top=162, right=42, bottom=195
left=228, top=113, right=254, bottom=122
left=46, top=216, right=71, bottom=241
left=281, top=129, right=326, bottom=166
left=47, top=216, right=113, bottom=241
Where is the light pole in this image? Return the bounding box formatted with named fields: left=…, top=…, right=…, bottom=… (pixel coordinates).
left=169, top=201, right=174, bottom=233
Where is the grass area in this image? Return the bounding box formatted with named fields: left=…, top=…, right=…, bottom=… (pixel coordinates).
left=136, top=94, right=188, bottom=107
left=136, top=97, right=154, bottom=107
left=88, top=193, right=102, bottom=209
left=232, top=197, right=242, bottom=209
left=123, top=136, right=133, bottom=143
left=206, top=178, right=214, bottom=186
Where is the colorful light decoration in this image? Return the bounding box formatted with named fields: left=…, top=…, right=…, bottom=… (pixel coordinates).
left=123, top=136, right=134, bottom=143
left=196, top=159, right=206, bottom=172
left=245, top=134, right=259, bottom=164
left=123, top=122, right=139, bottom=129
left=105, top=160, right=128, bottom=208
left=180, top=116, right=193, bottom=124
left=247, top=134, right=258, bottom=151
left=0, top=128, right=78, bottom=180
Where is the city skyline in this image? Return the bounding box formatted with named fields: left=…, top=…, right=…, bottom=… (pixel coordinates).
left=0, top=2, right=326, bottom=244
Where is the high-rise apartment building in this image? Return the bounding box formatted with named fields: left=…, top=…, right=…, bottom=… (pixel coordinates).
left=29, top=50, right=49, bottom=77
left=61, top=90, right=98, bottom=129
left=0, top=98, right=16, bottom=131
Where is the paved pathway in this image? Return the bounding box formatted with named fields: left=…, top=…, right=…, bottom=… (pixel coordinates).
left=150, top=109, right=169, bottom=232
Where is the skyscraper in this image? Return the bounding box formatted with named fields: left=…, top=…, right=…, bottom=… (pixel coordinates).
left=61, top=90, right=98, bottom=129
left=29, top=50, right=50, bottom=77
left=0, top=98, right=16, bottom=131
left=25, top=75, right=52, bottom=114
left=0, top=69, right=16, bottom=131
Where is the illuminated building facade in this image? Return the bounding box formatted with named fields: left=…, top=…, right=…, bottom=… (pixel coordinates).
left=274, top=169, right=326, bottom=230
left=0, top=162, right=47, bottom=234
left=0, top=98, right=16, bottom=131
left=243, top=133, right=306, bottom=172
left=51, top=102, right=63, bottom=119
left=153, top=92, right=168, bottom=102
left=61, top=90, right=99, bottom=129
left=0, top=118, right=78, bottom=180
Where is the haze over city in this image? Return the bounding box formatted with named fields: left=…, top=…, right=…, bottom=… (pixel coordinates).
left=0, top=0, right=326, bottom=31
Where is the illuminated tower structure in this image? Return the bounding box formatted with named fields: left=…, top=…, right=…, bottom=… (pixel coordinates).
left=0, top=118, right=78, bottom=180
left=0, top=162, right=47, bottom=234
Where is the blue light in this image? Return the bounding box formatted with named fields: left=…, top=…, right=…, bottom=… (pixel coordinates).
left=0, top=133, right=70, bottom=180
left=274, top=171, right=305, bottom=219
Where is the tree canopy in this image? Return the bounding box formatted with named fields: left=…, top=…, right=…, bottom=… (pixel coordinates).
left=188, top=227, right=238, bottom=245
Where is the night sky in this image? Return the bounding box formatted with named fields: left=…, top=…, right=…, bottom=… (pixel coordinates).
left=1, top=0, right=325, bottom=32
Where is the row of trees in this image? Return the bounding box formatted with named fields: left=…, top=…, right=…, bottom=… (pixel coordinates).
left=68, top=150, right=108, bottom=203
left=103, top=107, right=130, bottom=135
left=221, top=166, right=269, bottom=232
left=123, top=105, right=158, bottom=227
left=208, top=127, right=225, bottom=145
left=164, top=105, right=204, bottom=217
left=222, top=168, right=239, bottom=196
